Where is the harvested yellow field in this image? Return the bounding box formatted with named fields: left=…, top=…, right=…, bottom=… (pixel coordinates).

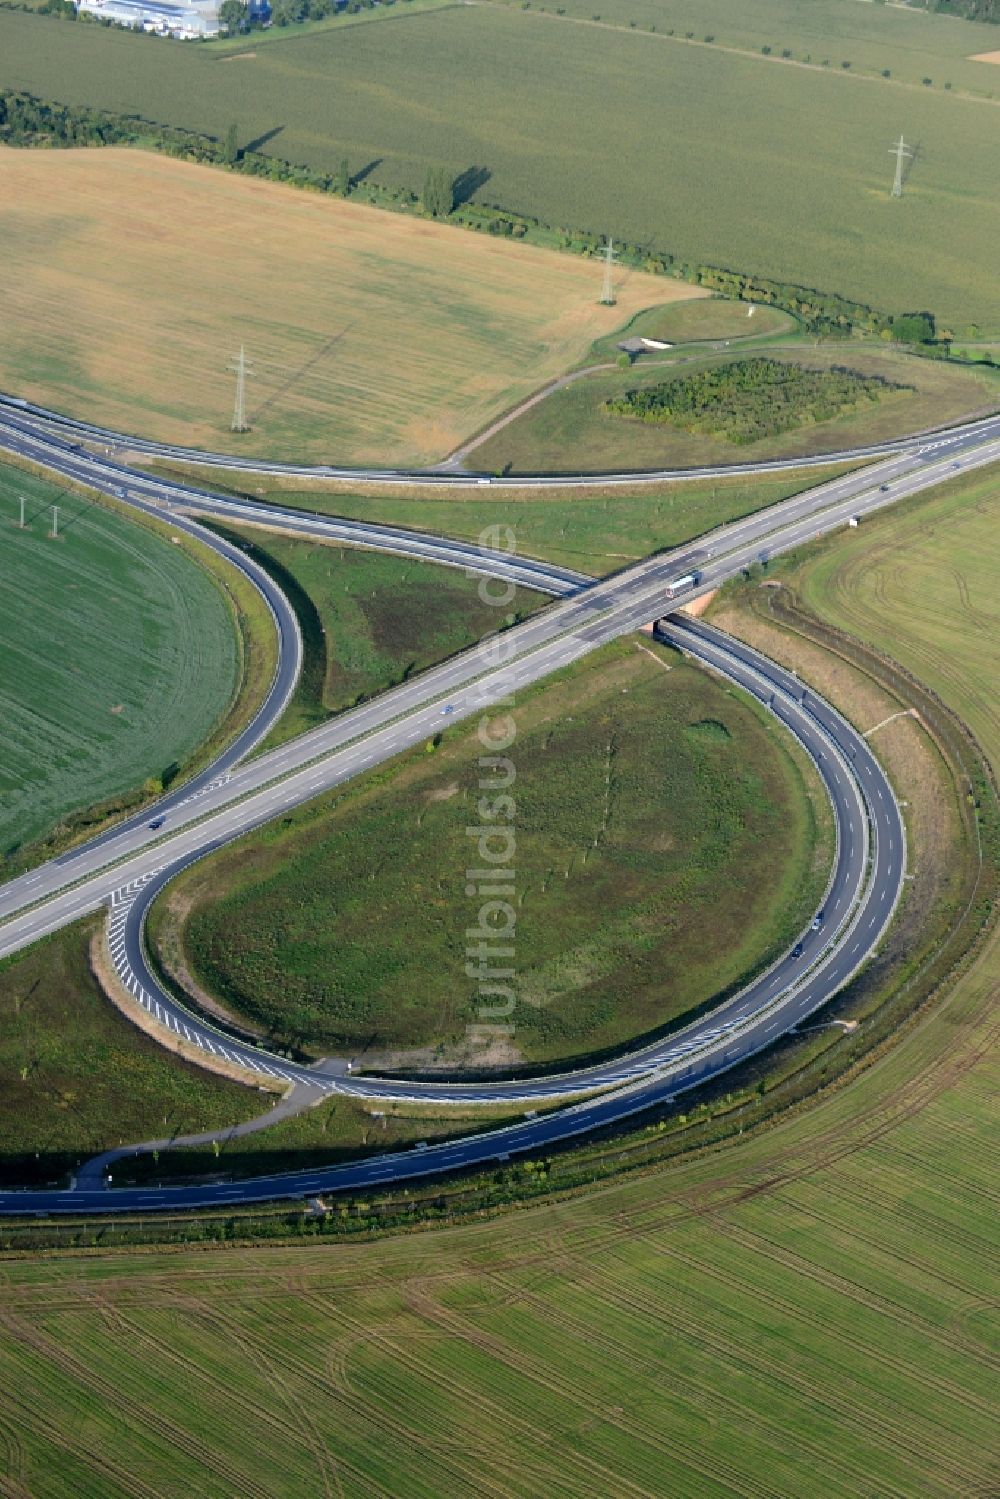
left=0, top=148, right=699, bottom=464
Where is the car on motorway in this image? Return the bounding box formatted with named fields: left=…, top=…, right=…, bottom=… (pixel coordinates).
left=879, top=483, right=890, bottom=493
left=441, top=704, right=456, bottom=715
left=792, top=941, right=805, bottom=959
left=811, top=911, right=825, bottom=931
left=148, top=817, right=165, bottom=830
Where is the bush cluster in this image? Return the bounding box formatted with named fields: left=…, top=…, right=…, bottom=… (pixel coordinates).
left=606, top=357, right=911, bottom=445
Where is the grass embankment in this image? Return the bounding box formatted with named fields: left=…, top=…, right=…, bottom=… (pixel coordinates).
left=206, top=523, right=546, bottom=748
left=472, top=345, right=998, bottom=474
left=147, top=463, right=857, bottom=575
left=0, top=475, right=996, bottom=1495
left=0, top=463, right=248, bottom=864
left=153, top=635, right=832, bottom=1069
left=1, top=4, right=999, bottom=330
left=594, top=297, right=794, bottom=356
left=0, top=920, right=260, bottom=1187
left=116, top=1095, right=563, bottom=1188
left=0, top=916, right=530, bottom=1189
left=0, top=147, right=687, bottom=465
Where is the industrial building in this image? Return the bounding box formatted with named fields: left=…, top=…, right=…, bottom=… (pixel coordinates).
left=75, top=0, right=223, bottom=37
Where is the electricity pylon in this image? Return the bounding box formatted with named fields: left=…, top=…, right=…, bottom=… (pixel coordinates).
left=228, top=345, right=254, bottom=433
left=599, top=237, right=617, bottom=306
left=889, top=134, right=912, bottom=198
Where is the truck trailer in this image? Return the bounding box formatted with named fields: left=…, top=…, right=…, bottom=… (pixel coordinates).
left=665, top=571, right=701, bottom=599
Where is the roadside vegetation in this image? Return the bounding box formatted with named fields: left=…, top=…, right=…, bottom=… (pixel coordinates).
left=152, top=636, right=832, bottom=1068
left=147, top=463, right=858, bottom=575
left=116, top=1095, right=562, bottom=1187
left=605, top=357, right=909, bottom=445
left=492, top=0, right=1000, bottom=96
left=0, top=462, right=243, bottom=864
left=0, top=919, right=260, bottom=1187
left=208, top=522, right=547, bottom=747
left=471, top=346, right=998, bottom=474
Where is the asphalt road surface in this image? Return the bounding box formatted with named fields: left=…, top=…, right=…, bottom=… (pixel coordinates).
left=4, top=391, right=1000, bottom=486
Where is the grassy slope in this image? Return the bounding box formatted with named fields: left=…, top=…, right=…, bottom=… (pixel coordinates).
left=0, top=462, right=239, bottom=858
left=473, top=344, right=999, bottom=474
left=0, top=471, right=995, bottom=1496
left=0, top=920, right=258, bottom=1187
left=0, top=146, right=680, bottom=464
left=588, top=297, right=795, bottom=360
left=1, top=5, right=998, bottom=329
left=164, top=636, right=830, bottom=1066
left=116, top=1094, right=554, bottom=1187
left=159, top=464, right=857, bottom=574
left=209, top=523, right=546, bottom=747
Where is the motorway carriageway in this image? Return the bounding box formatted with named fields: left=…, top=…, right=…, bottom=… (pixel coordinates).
left=4, top=392, right=1000, bottom=486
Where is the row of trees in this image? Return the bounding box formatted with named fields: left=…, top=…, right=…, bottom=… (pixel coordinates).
left=0, top=92, right=459, bottom=218
left=219, top=0, right=401, bottom=34
left=931, top=0, right=999, bottom=21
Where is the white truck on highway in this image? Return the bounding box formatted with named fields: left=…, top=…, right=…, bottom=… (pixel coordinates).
left=665, top=571, right=701, bottom=599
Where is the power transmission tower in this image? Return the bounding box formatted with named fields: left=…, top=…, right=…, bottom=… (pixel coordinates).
left=18, top=496, right=25, bottom=529
left=49, top=504, right=59, bottom=539
left=599, top=237, right=617, bottom=306
left=228, top=345, right=254, bottom=433
left=888, top=134, right=912, bottom=198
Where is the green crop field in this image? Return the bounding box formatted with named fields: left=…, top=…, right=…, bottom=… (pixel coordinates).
left=0, top=465, right=239, bottom=860
left=156, top=636, right=831, bottom=1068
left=164, top=463, right=856, bottom=575
left=2, top=2, right=999, bottom=330
left=0, top=468, right=995, bottom=1497
left=211, top=524, right=546, bottom=746
left=472, top=345, right=999, bottom=474
left=492, top=0, right=1000, bottom=95
left=0, top=919, right=258, bottom=1187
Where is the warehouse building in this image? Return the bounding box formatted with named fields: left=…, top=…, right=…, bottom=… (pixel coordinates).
left=75, top=0, right=221, bottom=38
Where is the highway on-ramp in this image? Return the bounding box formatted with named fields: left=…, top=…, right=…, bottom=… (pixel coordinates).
left=0, top=613, right=904, bottom=1216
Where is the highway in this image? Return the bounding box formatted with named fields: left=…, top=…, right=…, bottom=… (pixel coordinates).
left=102, top=614, right=893, bottom=1104
left=0, top=403, right=997, bottom=1210
left=0, top=613, right=903, bottom=1215
left=4, top=390, right=1000, bottom=487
